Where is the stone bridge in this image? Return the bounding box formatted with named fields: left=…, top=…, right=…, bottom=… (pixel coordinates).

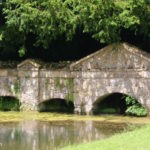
left=0, top=43, right=150, bottom=114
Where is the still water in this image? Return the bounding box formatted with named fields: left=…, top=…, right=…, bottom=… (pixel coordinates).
left=0, top=120, right=132, bottom=150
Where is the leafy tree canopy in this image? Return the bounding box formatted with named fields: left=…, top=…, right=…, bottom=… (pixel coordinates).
left=0, top=0, right=150, bottom=57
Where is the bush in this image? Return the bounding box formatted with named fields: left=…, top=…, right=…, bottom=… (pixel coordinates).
left=0, top=97, right=20, bottom=111
left=125, top=96, right=147, bottom=117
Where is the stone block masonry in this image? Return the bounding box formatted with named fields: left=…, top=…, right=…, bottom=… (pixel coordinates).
left=0, top=43, right=150, bottom=114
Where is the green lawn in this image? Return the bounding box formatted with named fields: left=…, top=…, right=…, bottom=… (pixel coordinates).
left=62, top=125, right=150, bottom=150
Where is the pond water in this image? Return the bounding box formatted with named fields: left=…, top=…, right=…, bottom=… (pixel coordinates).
left=0, top=120, right=134, bottom=150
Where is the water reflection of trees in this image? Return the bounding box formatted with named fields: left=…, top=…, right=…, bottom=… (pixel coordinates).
left=0, top=121, right=127, bottom=150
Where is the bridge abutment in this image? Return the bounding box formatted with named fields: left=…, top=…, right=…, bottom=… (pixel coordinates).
left=84, top=105, right=93, bottom=115
left=74, top=103, right=93, bottom=115
left=74, top=105, right=82, bottom=115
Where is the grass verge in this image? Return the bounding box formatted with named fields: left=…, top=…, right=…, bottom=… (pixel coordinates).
left=62, top=125, right=150, bottom=150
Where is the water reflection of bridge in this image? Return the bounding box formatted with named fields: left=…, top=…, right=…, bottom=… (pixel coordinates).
left=0, top=121, right=126, bottom=150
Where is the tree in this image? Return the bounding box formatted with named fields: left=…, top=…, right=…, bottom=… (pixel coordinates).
left=1, top=0, right=150, bottom=57
left=1, top=0, right=78, bottom=56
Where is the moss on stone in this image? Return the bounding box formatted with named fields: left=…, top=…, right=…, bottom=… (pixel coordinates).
left=54, top=77, right=74, bottom=102
left=14, top=79, right=20, bottom=95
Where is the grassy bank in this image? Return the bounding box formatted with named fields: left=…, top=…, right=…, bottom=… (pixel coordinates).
left=62, top=125, right=150, bottom=150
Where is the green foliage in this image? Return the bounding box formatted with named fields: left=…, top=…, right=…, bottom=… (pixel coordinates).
left=125, top=96, right=137, bottom=105
left=18, top=46, right=26, bottom=57
left=0, top=27, right=3, bottom=41
left=126, top=105, right=147, bottom=117
left=125, top=96, right=147, bottom=117
left=3, top=0, right=78, bottom=49
left=55, top=77, right=64, bottom=90
left=1, top=0, right=150, bottom=56
left=74, top=0, right=121, bottom=43
left=0, top=97, right=20, bottom=111
left=65, top=78, right=74, bottom=102
left=14, top=79, right=20, bottom=95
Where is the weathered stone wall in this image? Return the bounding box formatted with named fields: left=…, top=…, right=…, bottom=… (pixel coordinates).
left=73, top=71, right=150, bottom=114
left=0, top=68, right=150, bottom=114
left=70, top=43, right=150, bottom=114
left=70, top=43, right=150, bottom=71
left=39, top=70, right=73, bottom=103
left=0, top=43, right=150, bottom=114
left=0, top=69, right=19, bottom=98
left=0, top=68, right=74, bottom=111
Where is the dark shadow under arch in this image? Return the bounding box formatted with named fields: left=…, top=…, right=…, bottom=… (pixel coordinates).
left=0, top=96, right=20, bottom=111
left=92, top=93, right=138, bottom=115
left=38, top=99, right=74, bottom=113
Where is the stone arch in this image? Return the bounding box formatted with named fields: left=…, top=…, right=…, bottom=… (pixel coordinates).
left=93, top=91, right=142, bottom=107
left=0, top=83, right=19, bottom=100
left=92, top=92, right=134, bottom=115
left=80, top=84, right=149, bottom=115
left=38, top=98, right=74, bottom=113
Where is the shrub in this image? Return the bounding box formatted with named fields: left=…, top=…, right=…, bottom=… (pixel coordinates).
left=125, top=96, right=147, bottom=117
left=0, top=97, right=20, bottom=111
